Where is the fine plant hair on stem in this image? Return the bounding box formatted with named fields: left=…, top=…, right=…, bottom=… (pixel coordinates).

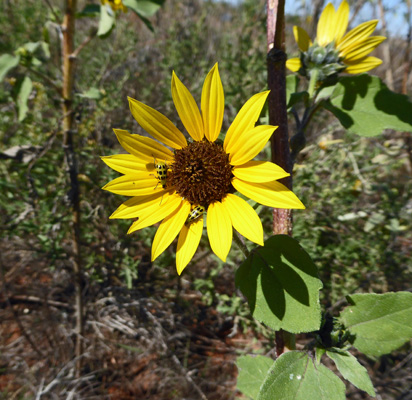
left=61, top=0, right=83, bottom=377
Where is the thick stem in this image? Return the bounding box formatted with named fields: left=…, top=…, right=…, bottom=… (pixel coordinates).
left=267, top=0, right=292, bottom=236
left=62, top=0, right=83, bottom=377
left=402, top=0, right=411, bottom=95
left=267, top=0, right=295, bottom=356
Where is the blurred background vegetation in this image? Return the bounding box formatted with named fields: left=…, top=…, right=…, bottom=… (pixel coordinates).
left=0, top=0, right=411, bottom=398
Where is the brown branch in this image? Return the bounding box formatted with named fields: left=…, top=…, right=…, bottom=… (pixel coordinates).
left=62, top=0, right=83, bottom=377
left=25, top=66, right=63, bottom=96
left=1, top=295, right=74, bottom=311
left=402, top=0, right=412, bottom=95
left=72, top=28, right=98, bottom=58
left=377, top=0, right=394, bottom=90
left=0, top=256, right=45, bottom=358
left=267, top=0, right=292, bottom=236
left=43, top=0, right=61, bottom=24
left=267, top=0, right=295, bottom=358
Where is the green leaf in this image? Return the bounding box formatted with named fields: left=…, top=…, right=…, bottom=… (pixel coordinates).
left=0, top=54, right=20, bottom=82
left=77, top=4, right=101, bottom=17
left=123, top=0, right=164, bottom=18
left=257, top=351, right=346, bottom=400
left=237, top=355, right=274, bottom=399
left=77, top=87, right=104, bottom=100
left=340, top=292, right=412, bottom=357
left=97, top=5, right=115, bottom=37
left=286, top=75, right=299, bottom=106
left=326, top=349, right=375, bottom=396
left=325, top=74, right=412, bottom=136
left=236, top=235, right=322, bottom=333
left=17, top=76, right=33, bottom=122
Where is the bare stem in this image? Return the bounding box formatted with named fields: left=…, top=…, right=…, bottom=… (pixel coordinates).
left=62, top=0, right=83, bottom=377
left=233, top=231, right=250, bottom=259
left=25, top=66, right=63, bottom=96
left=267, top=0, right=295, bottom=355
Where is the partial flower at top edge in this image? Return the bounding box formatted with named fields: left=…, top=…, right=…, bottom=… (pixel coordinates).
left=286, top=0, right=385, bottom=82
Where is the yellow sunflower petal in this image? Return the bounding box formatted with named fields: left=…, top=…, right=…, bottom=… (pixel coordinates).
left=338, top=20, right=378, bottom=52
left=317, top=3, right=336, bottom=46
left=334, top=0, right=350, bottom=42
left=101, top=154, right=154, bottom=175
left=286, top=58, right=302, bottom=72
left=128, top=97, right=187, bottom=149
left=207, top=201, right=232, bottom=262
left=343, top=36, right=386, bottom=62
left=223, top=91, right=270, bottom=153
left=102, top=173, right=162, bottom=196
left=171, top=71, right=204, bottom=141
left=110, top=190, right=172, bottom=219
left=222, top=194, right=263, bottom=246
left=233, top=161, right=290, bottom=183
left=232, top=177, right=305, bottom=209
left=228, top=125, right=277, bottom=166
left=293, top=26, right=312, bottom=51
left=344, top=56, right=383, bottom=74
left=127, top=194, right=183, bottom=234
left=114, top=129, right=174, bottom=162
left=151, top=200, right=191, bottom=261
left=201, top=63, right=224, bottom=142
left=176, top=215, right=204, bottom=275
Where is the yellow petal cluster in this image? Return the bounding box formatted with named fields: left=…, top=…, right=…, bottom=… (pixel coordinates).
left=286, top=0, right=385, bottom=74
left=102, top=64, right=305, bottom=274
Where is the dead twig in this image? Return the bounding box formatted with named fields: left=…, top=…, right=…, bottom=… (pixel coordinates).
left=143, top=306, right=210, bottom=400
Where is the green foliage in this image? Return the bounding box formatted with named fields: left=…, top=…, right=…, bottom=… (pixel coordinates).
left=236, top=235, right=322, bottom=333
left=123, top=0, right=165, bottom=18
left=236, top=355, right=273, bottom=399
left=257, top=351, right=346, bottom=400
left=98, top=5, right=116, bottom=37
left=0, top=54, right=20, bottom=82
left=16, top=76, right=32, bottom=121
left=326, top=349, right=375, bottom=396
left=340, top=292, right=412, bottom=357
left=325, top=74, right=412, bottom=137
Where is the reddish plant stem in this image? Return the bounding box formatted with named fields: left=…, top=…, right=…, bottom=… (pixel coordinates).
left=267, top=0, right=295, bottom=357
left=62, top=0, right=83, bottom=376
left=267, top=0, right=292, bottom=236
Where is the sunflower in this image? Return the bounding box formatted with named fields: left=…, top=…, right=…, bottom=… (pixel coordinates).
left=286, top=0, right=385, bottom=79
left=101, top=0, right=127, bottom=13
left=102, top=64, right=305, bottom=275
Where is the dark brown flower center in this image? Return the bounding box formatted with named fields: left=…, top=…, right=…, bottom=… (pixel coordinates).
left=169, top=140, right=233, bottom=207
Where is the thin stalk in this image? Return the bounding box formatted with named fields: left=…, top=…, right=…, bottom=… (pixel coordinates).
left=267, top=0, right=296, bottom=356
left=62, top=0, right=83, bottom=377
left=233, top=231, right=250, bottom=259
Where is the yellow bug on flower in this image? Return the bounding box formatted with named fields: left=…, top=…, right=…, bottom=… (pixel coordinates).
left=154, top=160, right=168, bottom=189
left=186, top=205, right=205, bottom=225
